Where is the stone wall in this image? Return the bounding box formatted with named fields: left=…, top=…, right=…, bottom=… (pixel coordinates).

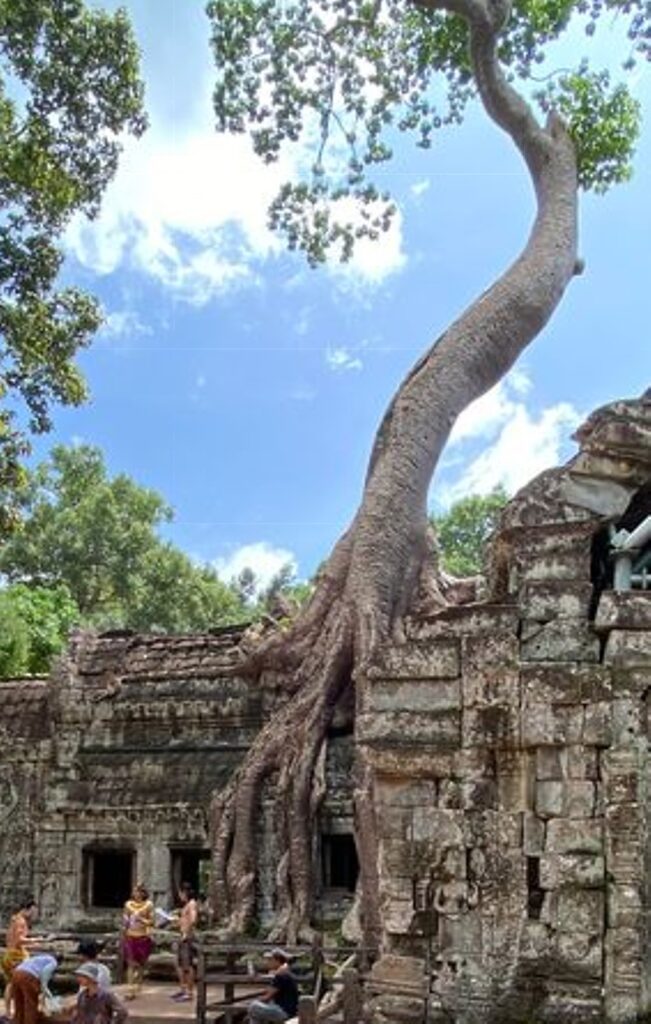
left=0, top=627, right=355, bottom=932
left=359, top=395, right=651, bottom=1023
left=0, top=393, right=649, bottom=1023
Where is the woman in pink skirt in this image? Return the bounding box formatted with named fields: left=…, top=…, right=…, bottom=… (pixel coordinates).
left=121, top=883, right=154, bottom=1000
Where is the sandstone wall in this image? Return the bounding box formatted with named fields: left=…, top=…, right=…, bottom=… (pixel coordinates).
left=360, top=395, right=651, bottom=1023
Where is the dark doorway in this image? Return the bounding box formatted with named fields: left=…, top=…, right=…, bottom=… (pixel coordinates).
left=83, top=848, right=134, bottom=908
left=321, top=834, right=359, bottom=892
left=170, top=847, right=211, bottom=899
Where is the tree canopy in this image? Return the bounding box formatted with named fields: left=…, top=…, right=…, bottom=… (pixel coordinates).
left=0, top=0, right=146, bottom=531
left=0, top=445, right=248, bottom=670
left=432, top=487, right=509, bottom=576
left=208, top=0, right=643, bottom=265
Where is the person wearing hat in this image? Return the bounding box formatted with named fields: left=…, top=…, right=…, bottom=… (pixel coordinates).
left=70, top=963, right=128, bottom=1024
left=246, top=949, right=298, bottom=1023
left=75, top=941, right=111, bottom=992
left=11, top=952, right=57, bottom=1024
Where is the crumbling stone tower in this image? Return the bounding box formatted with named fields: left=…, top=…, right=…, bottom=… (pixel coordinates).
left=361, top=394, right=651, bottom=1023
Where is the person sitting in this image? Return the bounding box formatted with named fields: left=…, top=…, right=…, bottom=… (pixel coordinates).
left=70, top=963, right=128, bottom=1023
left=247, top=949, right=298, bottom=1023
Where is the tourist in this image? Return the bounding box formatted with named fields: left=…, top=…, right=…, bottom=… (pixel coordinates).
left=247, top=949, right=298, bottom=1023
left=170, top=882, right=198, bottom=1003
left=1, top=896, right=38, bottom=1018
left=75, top=940, right=111, bottom=991
left=11, top=952, right=57, bottom=1024
left=121, top=883, right=154, bottom=1000
left=70, top=963, right=128, bottom=1023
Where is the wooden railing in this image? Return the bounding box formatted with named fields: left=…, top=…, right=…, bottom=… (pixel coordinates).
left=194, top=940, right=373, bottom=1024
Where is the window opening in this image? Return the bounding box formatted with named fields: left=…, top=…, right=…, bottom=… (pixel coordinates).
left=526, top=856, right=544, bottom=920
left=321, top=834, right=358, bottom=892
left=83, top=848, right=134, bottom=909
left=170, top=847, right=211, bottom=898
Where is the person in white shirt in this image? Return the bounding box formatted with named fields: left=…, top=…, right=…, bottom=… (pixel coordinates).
left=12, top=952, right=57, bottom=1024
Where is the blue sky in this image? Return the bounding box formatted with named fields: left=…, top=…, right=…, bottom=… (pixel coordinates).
left=43, top=0, right=650, bottom=588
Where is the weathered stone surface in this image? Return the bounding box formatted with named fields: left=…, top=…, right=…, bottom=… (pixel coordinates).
left=520, top=579, right=594, bottom=621
left=372, top=639, right=460, bottom=679
left=357, top=709, right=461, bottom=747
left=607, top=884, right=644, bottom=930
left=521, top=703, right=584, bottom=747
left=362, top=678, right=461, bottom=714
left=522, top=663, right=612, bottom=705
left=603, top=629, right=651, bottom=666
left=595, top=591, right=651, bottom=631
left=408, top=604, right=519, bottom=640
left=540, top=853, right=605, bottom=889
left=546, top=819, right=604, bottom=855
left=520, top=620, right=600, bottom=662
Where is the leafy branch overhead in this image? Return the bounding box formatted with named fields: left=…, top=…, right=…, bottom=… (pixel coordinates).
left=208, top=0, right=644, bottom=264
left=0, top=0, right=146, bottom=530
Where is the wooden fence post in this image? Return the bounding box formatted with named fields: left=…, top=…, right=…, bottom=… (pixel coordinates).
left=298, top=994, right=317, bottom=1023
left=342, top=967, right=363, bottom=1024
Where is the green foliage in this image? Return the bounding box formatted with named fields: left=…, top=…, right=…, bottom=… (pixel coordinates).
left=431, top=488, right=509, bottom=576
left=0, top=582, right=78, bottom=676
left=0, top=445, right=247, bottom=651
left=0, top=0, right=146, bottom=527
left=208, top=0, right=645, bottom=264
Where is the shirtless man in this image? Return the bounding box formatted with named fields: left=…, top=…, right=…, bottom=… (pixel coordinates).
left=170, top=883, right=198, bottom=1003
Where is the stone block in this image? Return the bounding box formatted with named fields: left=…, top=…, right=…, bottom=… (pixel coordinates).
left=539, top=853, right=605, bottom=889
left=410, top=807, right=464, bottom=846
left=553, top=888, right=604, bottom=934
left=363, top=678, right=461, bottom=714
left=521, top=703, right=584, bottom=747
left=365, top=746, right=456, bottom=780
left=595, top=591, right=651, bottom=632
left=607, top=884, right=644, bottom=930
left=536, top=781, right=565, bottom=818
left=463, top=706, right=519, bottom=748
left=462, top=810, right=521, bottom=849
left=536, top=747, right=565, bottom=780
left=603, top=630, right=651, bottom=667
left=520, top=620, right=600, bottom=663
left=582, top=702, right=613, bottom=746
left=520, top=580, right=594, bottom=622
left=372, top=640, right=460, bottom=679
left=546, top=819, right=603, bottom=855
left=567, top=746, right=600, bottom=781
left=568, top=450, right=649, bottom=487
left=555, top=930, right=603, bottom=980
left=497, top=772, right=533, bottom=812
left=523, top=812, right=546, bottom=855
left=376, top=779, right=438, bottom=809
left=522, top=663, right=612, bottom=704
left=357, top=709, right=461, bottom=749
left=410, top=604, right=519, bottom=640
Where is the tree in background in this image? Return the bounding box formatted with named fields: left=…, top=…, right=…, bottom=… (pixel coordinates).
left=0, top=0, right=146, bottom=532
left=0, top=582, right=77, bottom=676
left=206, top=0, right=646, bottom=943
left=432, top=488, right=509, bottom=576
left=0, top=445, right=247, bottom=662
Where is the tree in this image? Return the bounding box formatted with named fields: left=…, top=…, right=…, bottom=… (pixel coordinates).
left=0, top=582, right=78, bottom=676
left=432, top=488, right=509, bottom=576
left=206, top=0, right=646, bottom=944
left=0, top=444, right=247, bottom=634
left=0, top=0, right=146, bottom=532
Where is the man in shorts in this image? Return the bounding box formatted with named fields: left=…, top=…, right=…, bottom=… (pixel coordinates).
left=170, top=883, right=198, bottom=1003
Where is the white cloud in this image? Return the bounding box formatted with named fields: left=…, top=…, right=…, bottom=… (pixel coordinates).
left=99, top=309, right=152, bottom=341
left=411, top=179, right=430, bottom=198
left=326, top=347, right=363, bottom=372
left=65, top=82, right=406, bottom=302
left=441, top=396, right=582, bottom=504
left=214, top=542, right=298, bottom=594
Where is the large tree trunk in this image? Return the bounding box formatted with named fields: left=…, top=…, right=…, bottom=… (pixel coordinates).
left=210, top=0, right=579, bottom=947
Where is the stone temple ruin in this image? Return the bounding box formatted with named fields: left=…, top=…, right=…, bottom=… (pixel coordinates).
left=1, top=393, right=650, bottom=1022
